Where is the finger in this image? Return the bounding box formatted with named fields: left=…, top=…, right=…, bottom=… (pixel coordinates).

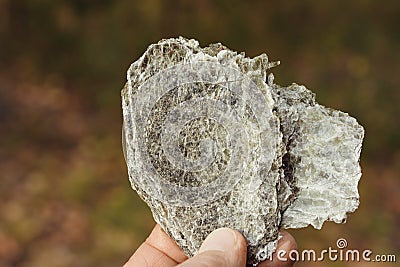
left=177, top=228, right=247, bottom=267
left=124, top=224, right=188, bottom=267
left=258, top=230, right=297, bottom=267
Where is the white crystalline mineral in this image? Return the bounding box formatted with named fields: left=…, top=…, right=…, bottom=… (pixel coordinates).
left=121, top=37, right=364, bottom=266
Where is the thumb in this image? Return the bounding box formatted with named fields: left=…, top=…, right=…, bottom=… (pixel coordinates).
left=177, top=228, right=247, bottom=267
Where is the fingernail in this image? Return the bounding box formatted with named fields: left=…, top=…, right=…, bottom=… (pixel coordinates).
left=198, top=228, right=237, bottom=253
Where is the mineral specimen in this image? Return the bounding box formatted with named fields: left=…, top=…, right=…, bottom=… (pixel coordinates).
left=121, top=37, right=364, bottom=266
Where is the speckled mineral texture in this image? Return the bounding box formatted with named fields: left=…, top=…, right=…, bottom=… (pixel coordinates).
left=121, top=37, right=364, bottom=266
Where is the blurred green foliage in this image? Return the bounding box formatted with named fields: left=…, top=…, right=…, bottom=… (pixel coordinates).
left=0, top=1, right=399, bottom=266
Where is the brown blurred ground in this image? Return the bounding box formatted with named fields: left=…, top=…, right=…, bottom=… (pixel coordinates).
left=0, top=1, right=399, bottom=266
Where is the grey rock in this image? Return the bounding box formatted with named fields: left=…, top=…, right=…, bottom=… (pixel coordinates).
left=121, top=37, right=364, bottom=266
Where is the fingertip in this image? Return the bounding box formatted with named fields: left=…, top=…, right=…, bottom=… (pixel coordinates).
left=278, top=230, right=297, bottom=252
left=179, top=228, right=247, bottom=267
left=258, top=231, right=297, bottom=267
left=232, top=229, right=248, bottom=257
left=226, top=228, right=248, bottom=262
left=199, top=228, right=247, bottom=253
left=146, top=224, right=188, bottom=263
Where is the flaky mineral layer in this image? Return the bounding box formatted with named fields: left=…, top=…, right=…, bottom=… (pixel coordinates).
left=121, top=37, right=364, bottom=266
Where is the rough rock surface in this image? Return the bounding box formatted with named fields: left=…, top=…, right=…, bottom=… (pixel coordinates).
left=121, top=37, right=364, bottom=266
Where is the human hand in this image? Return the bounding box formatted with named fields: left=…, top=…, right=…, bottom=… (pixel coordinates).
left=124, top=224, right=297, bottom=267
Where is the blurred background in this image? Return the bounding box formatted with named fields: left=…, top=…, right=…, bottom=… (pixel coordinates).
left=0, top=0, right=399, bottom=266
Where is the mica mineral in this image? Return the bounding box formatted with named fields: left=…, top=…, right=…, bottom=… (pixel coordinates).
left=121, top=37, right=364, bottom=266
